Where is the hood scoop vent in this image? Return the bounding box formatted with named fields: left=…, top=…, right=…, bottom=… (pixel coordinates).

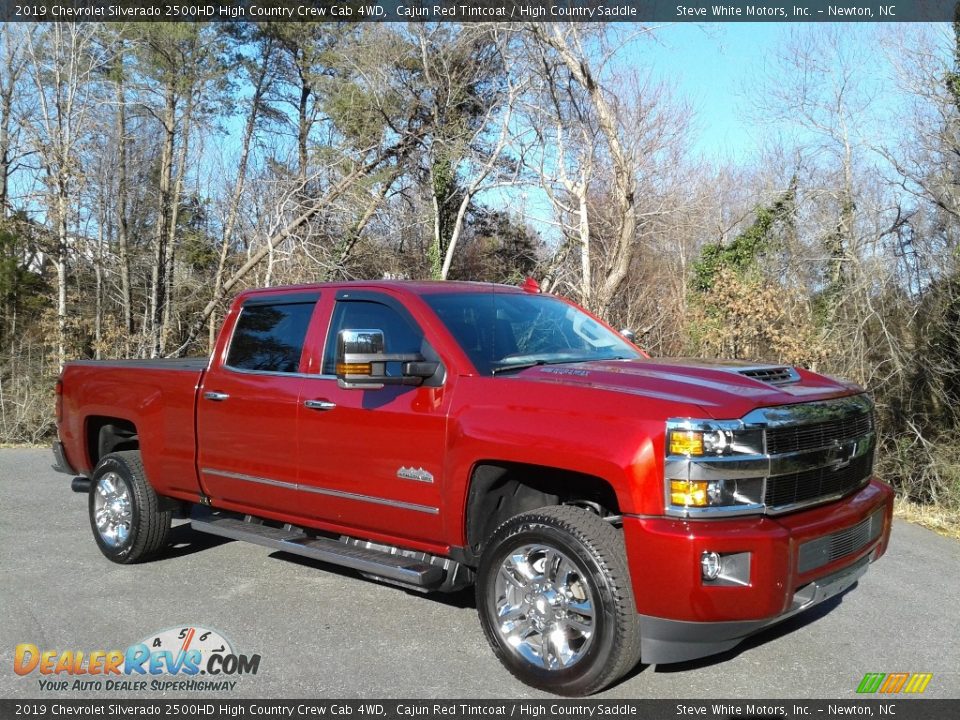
left=736, top=366, right=801, bottom=385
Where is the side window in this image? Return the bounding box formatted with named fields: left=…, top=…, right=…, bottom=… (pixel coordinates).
left=226, top=302, right=315, bottom=373
left=322, top=300, right=424, bottom=375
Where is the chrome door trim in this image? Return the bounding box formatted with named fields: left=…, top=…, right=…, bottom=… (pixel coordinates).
left=221, top=366, right=338, bottom=381
left=201, top=468, right=439, bottom=515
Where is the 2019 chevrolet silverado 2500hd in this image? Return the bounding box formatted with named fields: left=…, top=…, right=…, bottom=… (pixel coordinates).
left=52, top=280, right=893, bottom=695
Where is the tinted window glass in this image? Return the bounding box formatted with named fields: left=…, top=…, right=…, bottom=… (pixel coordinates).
left=424, top=292, right=639, bottom=375
left=323, top=300, right=423, bottom=375
left=227, top=302, right=315, bottom=373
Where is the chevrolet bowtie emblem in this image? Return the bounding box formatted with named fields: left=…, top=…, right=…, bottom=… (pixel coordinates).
left=827, top=440, right=857, bottom=470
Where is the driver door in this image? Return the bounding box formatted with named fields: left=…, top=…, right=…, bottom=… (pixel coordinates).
left=296, top=292, right=449, bottom=544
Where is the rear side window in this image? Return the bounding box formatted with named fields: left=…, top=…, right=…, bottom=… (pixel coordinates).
left=227, top=302, right=315, bottom=373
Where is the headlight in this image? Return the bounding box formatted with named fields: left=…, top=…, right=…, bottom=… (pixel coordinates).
left=665, top=419, right=766, bottom=516
left=666, top=423, right=763, bottom=457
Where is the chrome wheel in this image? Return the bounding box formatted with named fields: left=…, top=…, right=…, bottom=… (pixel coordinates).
left=93, top=472, right=132, bottom=548
left=493, top=543, right=596, bottom=670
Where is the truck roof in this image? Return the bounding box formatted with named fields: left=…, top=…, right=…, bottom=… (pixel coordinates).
left=235, top=279, right=528, bottom=301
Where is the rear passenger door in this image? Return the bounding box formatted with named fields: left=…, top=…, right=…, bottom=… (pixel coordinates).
left=196, top=292, right=318, bottom=516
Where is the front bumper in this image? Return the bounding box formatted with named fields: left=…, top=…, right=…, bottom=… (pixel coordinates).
left=622, top=478, right=894, bottom=664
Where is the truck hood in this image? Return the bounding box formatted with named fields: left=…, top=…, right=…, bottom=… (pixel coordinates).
left=507, top=357, right=862, bottom=419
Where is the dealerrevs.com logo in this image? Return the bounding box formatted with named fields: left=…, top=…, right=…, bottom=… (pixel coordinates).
left=14, top=626, right=261, bottom=692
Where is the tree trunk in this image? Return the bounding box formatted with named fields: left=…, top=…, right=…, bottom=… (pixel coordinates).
left=429, top=162, right=443, bottom=279
left=0, top=76, right=11, bottom=216
left=326, top=168, right=400, bottom=280
left=55, top=188, right=68, bottom=369
left=160, top=89, right=195, bottom=355
left=114, top=41, right=133, bottom=338
left=529, top=24, right=638, bottom=318
left=0, top=26, right=22, bottom=217
left=150, top=83, right=176, bottom=357
left=210, top=42, right=273, bottom=350
left=297, top=72, right=310, bottom=188
left=94, top=223, right=103, bottom=359
left=578, top=189, right=592, bottom=309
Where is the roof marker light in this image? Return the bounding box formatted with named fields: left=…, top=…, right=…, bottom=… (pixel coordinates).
left=520, top=277, right=541, bottom=294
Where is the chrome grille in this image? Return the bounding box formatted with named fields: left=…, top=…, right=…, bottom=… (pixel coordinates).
left=738, top=367, right=800, bottom=385
left=797, top=508, right=885, bottom=574
left=766, top=410, right=873, bottom=455
left=765, top=453, right=873, bottom=508
left=664, top=395, right=877, bottom=518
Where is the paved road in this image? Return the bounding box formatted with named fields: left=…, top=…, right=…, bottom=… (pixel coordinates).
left=1, top=448, right=957, bottom=700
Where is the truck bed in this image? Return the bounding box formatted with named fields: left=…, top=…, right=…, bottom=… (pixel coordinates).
left=58, top=357, right=209, bottom=502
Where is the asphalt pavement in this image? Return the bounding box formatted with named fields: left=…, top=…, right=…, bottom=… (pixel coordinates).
left=1, top=448, right=958, bottom=700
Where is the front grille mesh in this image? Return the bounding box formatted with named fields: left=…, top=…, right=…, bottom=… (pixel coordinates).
left=766, top=411, right=873, bottom=455
left=765, top=453, right=873, bottom=508
left=797, top=508, right=885, bottom=574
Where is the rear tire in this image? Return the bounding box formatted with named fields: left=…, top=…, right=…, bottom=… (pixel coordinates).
left=475, top=505, right=642, bottom=695
left=88, top=451, right=171, bottom=564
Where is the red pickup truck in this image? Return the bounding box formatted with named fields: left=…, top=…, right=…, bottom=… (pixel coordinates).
left=53, top=280, right=892, bottom=695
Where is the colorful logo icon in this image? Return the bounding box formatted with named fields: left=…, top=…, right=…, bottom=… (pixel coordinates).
left=856, top=673, right=933, bottom=694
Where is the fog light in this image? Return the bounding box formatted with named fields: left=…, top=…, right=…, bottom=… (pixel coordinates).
left=701, top=551, right=722, bottom=581
left=670, top=480, right=709, bottom=507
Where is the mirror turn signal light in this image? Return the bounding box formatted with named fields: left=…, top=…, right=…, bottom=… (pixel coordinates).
left=336, top=362, right=372, bottom=375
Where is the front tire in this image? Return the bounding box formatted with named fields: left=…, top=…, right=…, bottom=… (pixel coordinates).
left=89, top=451, right=171, bottom=564
left=475, top=506, right=642, bottom=695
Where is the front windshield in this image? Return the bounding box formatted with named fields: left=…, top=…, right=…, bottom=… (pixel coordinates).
left=423, top=291, right=640, bottom=375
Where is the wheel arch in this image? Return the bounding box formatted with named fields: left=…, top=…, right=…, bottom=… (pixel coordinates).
left=463, top=461, right=621, bottom=555
left=85, top=416, right=139, bottom=470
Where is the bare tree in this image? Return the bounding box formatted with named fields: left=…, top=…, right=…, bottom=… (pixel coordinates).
left=0, top=26, right=30, bottom=217
left=23, top=23, right=106, bottom=367
left=172, top=134, right=415, bottom=357
left=208, top=30, right=279, bottom=347
left=131, top=24, right=226, bottom=356
left=525, top=24, right=644, bottom=316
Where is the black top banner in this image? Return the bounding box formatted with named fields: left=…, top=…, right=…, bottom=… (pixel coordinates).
left=3, top=0, right=960, bottom=23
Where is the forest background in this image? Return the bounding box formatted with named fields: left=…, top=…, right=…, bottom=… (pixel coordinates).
left=2, top=20, right=958, bottom=531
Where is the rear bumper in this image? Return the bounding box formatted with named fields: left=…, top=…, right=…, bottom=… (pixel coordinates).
left=51, top=441, right=77, bottom=475
left=623, top=478, right=894, bottom=664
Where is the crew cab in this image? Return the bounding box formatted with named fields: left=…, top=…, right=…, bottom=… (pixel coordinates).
left=53, top=280, right=893, bottom=695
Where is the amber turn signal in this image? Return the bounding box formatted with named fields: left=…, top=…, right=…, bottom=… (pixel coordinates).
left=669, top=430, right=704, bottom=456
left=670, top=480, right=709, bottom=507
left=336, top=362, right=372, bottom=376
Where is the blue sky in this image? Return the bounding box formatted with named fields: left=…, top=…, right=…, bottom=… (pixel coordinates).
left=652, top=24, right=779, bottom=158
left=626, top=23, right=940, bottom=164
left=628, top=23, right=787, bottom=161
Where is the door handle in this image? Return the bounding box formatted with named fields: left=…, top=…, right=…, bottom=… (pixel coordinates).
left=203, top=391, right=230, bottom=402
left=303, top=399, right=337, bottom=411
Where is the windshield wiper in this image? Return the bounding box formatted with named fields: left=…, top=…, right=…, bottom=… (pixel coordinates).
left=490, top=355, right=633, bottom=376
left=491, top=360, right=551, bottom=375
left=491, top=358, right=597, bottom=375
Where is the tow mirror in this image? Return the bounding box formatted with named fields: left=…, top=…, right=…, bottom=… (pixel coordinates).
left=336, top=329, right=439, bottom=389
